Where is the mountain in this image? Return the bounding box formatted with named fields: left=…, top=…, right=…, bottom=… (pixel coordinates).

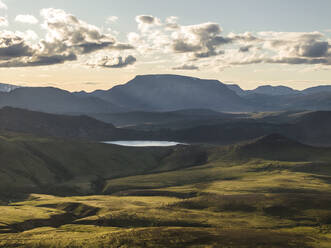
left=281, top=92, right=331, bottom=110
left=225, top=84, right=299, bottom=96
left=249, top=85, right=299, bottom=96
left=0, top=107, right=147, bottom=141
left=0, top=83, right=20, bottom=92
left=89, top=74, right=251, bottom=112
left=2, top=75, right=331, bottom=115
left=226, top=84, right=246, bottom=96
left=0, top=87, right=125, bottom=114
left=302, top=85, right=331, bottom=95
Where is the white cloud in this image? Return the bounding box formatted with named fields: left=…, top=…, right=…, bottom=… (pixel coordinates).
left=0, top=8, right=133, bottom=68
left=0, top=0, right=7, bottom=10
left=135, top=15, right=161, bottom=33
left=106, top=16, right=118, bottom=23
left=129, top=15, right=331, bottom=71
left=0, top=16, right=8, bottom=26
left=15, top=14, right=39, bottom=24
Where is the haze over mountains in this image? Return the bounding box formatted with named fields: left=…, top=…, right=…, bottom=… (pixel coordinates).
left=1, top=75, right=331, bottom=115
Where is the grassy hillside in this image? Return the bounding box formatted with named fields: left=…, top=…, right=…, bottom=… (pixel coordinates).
left=0, top=134, right=331, bottom=247
left=0, top=132, right=207, bottom=200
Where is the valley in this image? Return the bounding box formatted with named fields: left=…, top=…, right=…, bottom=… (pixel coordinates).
left=0, top=134, right=331, bottom=247
left=0, top=75, right=331, bottom=247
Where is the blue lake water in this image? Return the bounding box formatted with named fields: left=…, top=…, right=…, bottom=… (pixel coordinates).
left=103, top=141, right=185, bottom=147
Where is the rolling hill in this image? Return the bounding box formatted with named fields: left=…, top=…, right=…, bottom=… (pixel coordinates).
left=0, top=132, right=331, bottom=247
left=0, top=132, right=206, bottom=199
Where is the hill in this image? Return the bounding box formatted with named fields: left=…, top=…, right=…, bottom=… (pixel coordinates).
left=0, top=132, right=207, bottom=199
left=249, top=85, right=299, bottom=96
left=232, top=133, right=325, bottom=161
left=89, top=109, right=242, bottom=128
left=0, top=107, right=147, bottom=141
left=0, top=132, right=331, bottom=247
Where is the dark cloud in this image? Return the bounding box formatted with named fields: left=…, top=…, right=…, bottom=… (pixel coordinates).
left=0, top=53, right=77, bottom=67
left=136, top=15, right=157, bottom=24
left=172, top=40, right=201, bottom=53
left=170, top=23, right=234, bottom=59
left=172, top=64, right=199, bottom=70
left=98, top=55, right=137, bottom=68
left=299, top=41, right=329, bottom=58
left=0, top=36, right=32, bottom=59
left=239, top=45, right=252, bottom=53
left=267, top=57, right=329, bottom=65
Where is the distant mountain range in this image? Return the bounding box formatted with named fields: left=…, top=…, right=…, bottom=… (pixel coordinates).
left=228, top=83, right=331, bottom=96
left=1, top=74, right=331, bottom=114
left=0, top=86, right=126, bottom=114
left=2, top=106, right=331, bottom=146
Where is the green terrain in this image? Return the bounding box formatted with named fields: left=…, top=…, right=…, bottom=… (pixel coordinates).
left=0, top=133, right=331, bottom=247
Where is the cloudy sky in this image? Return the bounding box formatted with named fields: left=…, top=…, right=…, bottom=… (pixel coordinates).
left=1, top=0, right=331, bottom=91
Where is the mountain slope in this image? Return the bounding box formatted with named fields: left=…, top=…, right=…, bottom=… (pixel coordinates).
left=233, top=133, right=323, bottom=161
left=0, top=87, right=125, bottom=114
left=0, top=107, right=147, bottom=140
left=91, top=74, right=251, bottom=112
left=302, top=85, right=331, bottom=95
left=0, top=133, right=206, bottom=198
left=89, top=109, right=242, bottom=127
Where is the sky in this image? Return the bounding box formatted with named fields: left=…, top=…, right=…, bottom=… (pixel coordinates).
left=0, top=0, right=331, bottom=91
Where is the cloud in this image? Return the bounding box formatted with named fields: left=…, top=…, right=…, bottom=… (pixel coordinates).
left=95, top=55, right=137, bottom=68
left=172, top=64, right=199, bottom=70
left=15, top=14, right=39, bottom=24
left=0, top=0, right=7, bottom=10
left=233, top=32, right=331, bottom=66
left=135, top=15, right=161, bottom=32
left=0, top=16, right=8, bottom=26
left=0, top=8, right=133, bottom=68
left=106, top=16, right=119, bottom=23
left=129, top=15, right=331, bottom=70
left=0, top=31, right=33, bottom=59
left=136, top=15, right=158, bottom=24
left=0, top=53, right=77, bottom=67
left=170, top=22, right=232, bottom=59
left=239, top=45, right=252, bottom=53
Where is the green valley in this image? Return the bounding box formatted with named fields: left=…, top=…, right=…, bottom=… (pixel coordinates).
left=0, top=133, right=330, bottom=247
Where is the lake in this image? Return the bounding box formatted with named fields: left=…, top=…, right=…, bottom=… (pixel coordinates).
left=103, top=141, right=185, bottom=147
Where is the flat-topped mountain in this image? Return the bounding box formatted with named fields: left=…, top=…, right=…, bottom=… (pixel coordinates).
left=90, top=74, right=251, bottom=112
